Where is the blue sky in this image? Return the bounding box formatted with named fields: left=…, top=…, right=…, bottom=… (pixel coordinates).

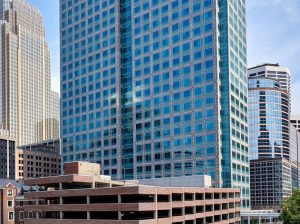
left=28, top=0, right=300, bottom=114
left=247, top=0, right=300, bottom=115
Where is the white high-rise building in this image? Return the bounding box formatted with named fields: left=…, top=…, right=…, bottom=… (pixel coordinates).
left=291, top=115, right=300, bottom=132
left=0, top=0, right=59, bottom=146
left=248, top=64, right=300, bottom=210
left=248, top=63, right=291, bottom=94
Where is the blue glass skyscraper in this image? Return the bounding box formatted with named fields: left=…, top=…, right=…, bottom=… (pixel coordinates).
left=60, top=0, right=249, bottom=207
left=248, top=77, right=290, bottom=160
left=248, top=64, right=300, bottom=210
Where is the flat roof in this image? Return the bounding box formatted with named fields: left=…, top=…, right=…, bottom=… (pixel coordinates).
left=24, top=174, right=126, bottom=187
left=248, top=63, right=280, bottom=70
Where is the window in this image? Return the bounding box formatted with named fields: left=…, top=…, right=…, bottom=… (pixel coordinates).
left=8, top=212, right=14, bottom=220
left=19, top=212, right=24, bottom=221
left=7, top=200, right=13, bottom=207
left=7, top=190, right=13, bottom=196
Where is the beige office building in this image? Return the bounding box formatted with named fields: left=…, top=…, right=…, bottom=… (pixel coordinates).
left=0, top=0, right=59, bottom=146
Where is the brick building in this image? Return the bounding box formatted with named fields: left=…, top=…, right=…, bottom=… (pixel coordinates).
left=0, top=180, right=23, bottom=224
left=16, top=139, right=61, bottom=180
left=21, top=162, right=241, bottom=224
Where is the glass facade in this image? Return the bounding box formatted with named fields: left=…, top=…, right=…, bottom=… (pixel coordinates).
left=60, top=0, right=249, bottom=208
left=248, top=77, right=290, bottom=160
left=248, top=65, right=300, bottom=209
left=0, top=131, right=15, bottom=179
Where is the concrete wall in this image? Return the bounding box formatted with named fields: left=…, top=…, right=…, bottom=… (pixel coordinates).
left=132, top=175, right=212, bottom=188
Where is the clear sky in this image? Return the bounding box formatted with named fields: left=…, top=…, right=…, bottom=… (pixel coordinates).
left=247, top=0, right=300, bottom=115
left=27, top=0, right=300, bottom=114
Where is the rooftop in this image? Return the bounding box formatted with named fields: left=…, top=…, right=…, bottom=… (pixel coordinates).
left=248, top=63, right=280, bottom=70
left=0, top=179, right=22, bottom=188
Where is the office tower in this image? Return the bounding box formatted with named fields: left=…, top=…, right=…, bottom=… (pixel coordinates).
left=248, top=75, right=290, bottom=160
left=290, top=123, right=300, bottom=188
left=248, top=64, right=300, bottom=210
left=291, top=115, right=300, bottom=187
left=60, top=0, right=249, bottom=207
left=0, top=0, right=60, bottom=146
left=250, top=158, right=293, bottom=211
left=0, top=129, right=15, bottom=179
left=45, top=91, right=60, bottom=140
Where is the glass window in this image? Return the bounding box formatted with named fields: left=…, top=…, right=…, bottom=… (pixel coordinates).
left=8, top=212, right=14, bottom=220
left=7, top=201, right=13, bottom=207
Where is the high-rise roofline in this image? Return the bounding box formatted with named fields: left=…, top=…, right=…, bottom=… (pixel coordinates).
left=248, top=63, right=280, bottom=70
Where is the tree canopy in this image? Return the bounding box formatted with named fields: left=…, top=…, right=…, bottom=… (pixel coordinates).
left=279, top=189, right=300, bottom=224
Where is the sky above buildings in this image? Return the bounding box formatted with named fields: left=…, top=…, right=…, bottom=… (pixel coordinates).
left=27, top=0, right=300, bottom=114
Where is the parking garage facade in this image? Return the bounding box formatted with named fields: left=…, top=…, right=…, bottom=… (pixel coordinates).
left=21, top=162, right=241, bottom=224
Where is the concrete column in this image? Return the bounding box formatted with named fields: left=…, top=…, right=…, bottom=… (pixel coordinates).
left=59, top=182, right=62, bottom=190
left=169, top=193, right=172, bottom=220
left=87, top=195, right=90, bottom=220
left=270, top=216, right=272, bottom=224
left=248, top=215, right=250, bottom=224
left=154, top=190, right=158, bottom=220
left=59, top=197, right=63, bottom=219
left=36, top=199, right=39, bottom=219
left=259, top=216, right=261, bottom=224
left=118, top=195, right=122, bottom=220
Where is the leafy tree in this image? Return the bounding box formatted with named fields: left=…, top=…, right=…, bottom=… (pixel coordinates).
left=279, top=189, right=300, bottom=224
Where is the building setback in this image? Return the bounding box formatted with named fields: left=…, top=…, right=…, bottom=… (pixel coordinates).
left=15, top=139, right=61, bottom=180
left=0, top=0, right=59, bottom=146
left=22, top=162, right=241, bottom=224
left=60, top=0, right=249, bottom=208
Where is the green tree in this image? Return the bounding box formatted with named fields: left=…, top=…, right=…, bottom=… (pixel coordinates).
left=279, top=189, right=300, bottom=224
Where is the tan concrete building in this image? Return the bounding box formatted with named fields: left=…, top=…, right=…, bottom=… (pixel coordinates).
left=22, top=162, right=241, bottom=224
left=16, top=139, right=61, bottom=180
left=0, top=0, right=59, bottom=146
